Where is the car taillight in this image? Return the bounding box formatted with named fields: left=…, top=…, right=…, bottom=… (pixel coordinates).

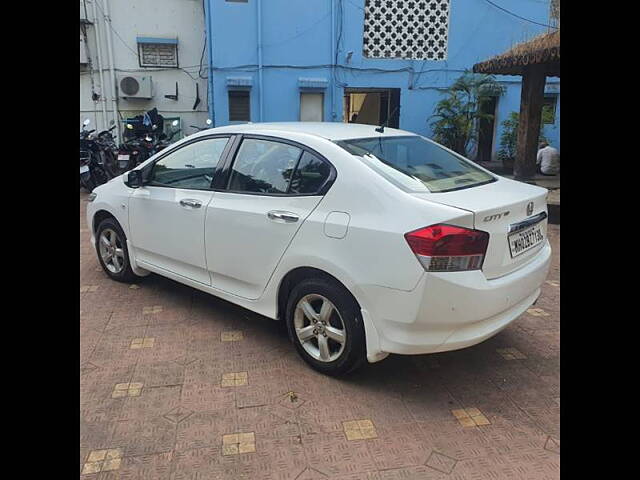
left=404, top=224, right=489, bottom=272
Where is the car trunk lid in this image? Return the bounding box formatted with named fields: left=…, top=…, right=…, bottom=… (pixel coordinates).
left=412, top=178, right=548, bottom=279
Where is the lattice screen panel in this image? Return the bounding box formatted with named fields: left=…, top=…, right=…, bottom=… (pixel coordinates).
left=363, top=0, right=451, bottom=60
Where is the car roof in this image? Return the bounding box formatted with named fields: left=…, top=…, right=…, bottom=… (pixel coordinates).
left=204, top=122, right=414, bottom=141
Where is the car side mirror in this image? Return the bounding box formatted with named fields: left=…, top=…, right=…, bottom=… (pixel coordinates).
left=126, top=170, right=143, bottom=188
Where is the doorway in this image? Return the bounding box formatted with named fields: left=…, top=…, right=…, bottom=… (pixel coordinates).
left=343, top=88, right=400, bottom=128
left=476, top=96, right=498, bottom=162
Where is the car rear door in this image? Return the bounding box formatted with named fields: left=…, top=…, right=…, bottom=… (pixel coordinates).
left=128, top=135, right=232, bottom=284
left=205, top=135, right=335, bottom=299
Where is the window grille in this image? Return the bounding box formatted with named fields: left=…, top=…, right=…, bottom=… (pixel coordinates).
left=363, top=0, right=451, bottom=60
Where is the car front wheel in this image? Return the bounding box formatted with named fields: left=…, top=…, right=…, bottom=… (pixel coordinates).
left=96, top=217, right=143, bottom=283
left=285, top=277, right=366, bottom=376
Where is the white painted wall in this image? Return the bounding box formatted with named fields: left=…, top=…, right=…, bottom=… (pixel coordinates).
left=80, top=0, right=209, bottom=140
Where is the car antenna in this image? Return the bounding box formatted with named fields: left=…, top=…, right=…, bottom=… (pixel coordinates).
left=375, top=105, right=399, bottom=133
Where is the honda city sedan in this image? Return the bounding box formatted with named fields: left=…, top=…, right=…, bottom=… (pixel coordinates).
left=86, top=122, right=550, bottom=375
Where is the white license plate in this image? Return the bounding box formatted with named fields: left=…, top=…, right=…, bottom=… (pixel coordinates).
left=118, top=154, right=130, bottom=161
left=508, top=223, right=544, bottom=258
left=80, top=165, right=89, bottom=174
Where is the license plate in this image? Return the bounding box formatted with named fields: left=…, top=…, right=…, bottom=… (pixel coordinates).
left=118, top=154, right=130, bottom=160
left=80, top=165, right=89, bottom=174
left=508, top=222, right=544, bottom=258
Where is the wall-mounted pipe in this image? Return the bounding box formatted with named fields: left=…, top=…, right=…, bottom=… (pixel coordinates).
left=257, top=0, right=264, bottom=122
left=91, top=0, right=108, bottom=131
left=103, top=0, right=121, bottom=143
left=330, top=0, right=335, bottom=121
left=204, top=0, right=215, bottom=125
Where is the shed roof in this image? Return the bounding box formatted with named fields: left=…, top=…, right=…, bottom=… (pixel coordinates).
left=472, top=30, right=560, bottom=77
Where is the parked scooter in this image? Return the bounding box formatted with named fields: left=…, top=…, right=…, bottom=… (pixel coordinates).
left=80, top=119, right=113, bottom=192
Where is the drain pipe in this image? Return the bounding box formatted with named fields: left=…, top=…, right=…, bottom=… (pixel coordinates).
left=257, top=0, right=264, bottom=122
left=204, top=0, right=215, bottom=125
left=103, top=0, right=121, bottom=143
left=330, top=0, right=335, bottom=121
left=92, top=0, right=108, bottom=131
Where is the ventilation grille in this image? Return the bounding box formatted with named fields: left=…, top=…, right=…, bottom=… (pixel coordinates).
left=363, top=0, right=451, bottom=60
left=139, top=43, right=178, bottom=68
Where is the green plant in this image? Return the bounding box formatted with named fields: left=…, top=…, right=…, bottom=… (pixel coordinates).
left=429, top=72, right=505, bottom=156
left=497, top=110, right=553, bottom=166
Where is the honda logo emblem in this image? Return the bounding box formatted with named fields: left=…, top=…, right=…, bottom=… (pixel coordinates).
left=526, top=202, right=534, bottom=216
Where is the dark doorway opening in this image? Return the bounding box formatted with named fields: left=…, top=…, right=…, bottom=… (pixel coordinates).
left=476, top=96, right=498, bottom=162
left=343, top=88, right=400, bottom=128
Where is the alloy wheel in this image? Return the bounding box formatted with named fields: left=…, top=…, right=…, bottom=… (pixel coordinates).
left=293, top=294, right=346, bottom=362
left=98, top=228, right=125, bottom=274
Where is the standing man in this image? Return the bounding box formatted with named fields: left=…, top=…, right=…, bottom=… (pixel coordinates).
left=536, top=141, right=560, bottom=176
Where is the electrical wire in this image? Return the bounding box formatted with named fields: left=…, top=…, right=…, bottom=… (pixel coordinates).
left=481, top=0, right=558, bottom=29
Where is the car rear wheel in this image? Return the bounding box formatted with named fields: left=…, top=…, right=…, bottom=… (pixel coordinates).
left=96, top=217, right=143, bottom=283
left=285, top=277, right=366, bottom=376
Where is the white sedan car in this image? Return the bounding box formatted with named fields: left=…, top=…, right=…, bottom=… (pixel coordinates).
left=87, top=122, right=550, bottom=375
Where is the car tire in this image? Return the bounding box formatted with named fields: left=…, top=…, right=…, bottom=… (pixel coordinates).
left=285, top=277, right=366, bottom=376
left=95, top=217, right=144, bottom=284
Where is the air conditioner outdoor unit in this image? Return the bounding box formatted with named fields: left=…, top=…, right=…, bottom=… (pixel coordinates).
left=118, top=75, right=153, bottom=99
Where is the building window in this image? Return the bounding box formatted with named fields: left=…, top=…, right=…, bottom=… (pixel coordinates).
left=229, top=90, right=251, bottom=122
left=226, top=0, right=248, bottom=2
left=363, top=0, right=451, bottom=60
left=542, top=96, right=557, bottom=124
left=137, top=37, right=178, bottom=68
left=300, top=93, right=324, bottom=122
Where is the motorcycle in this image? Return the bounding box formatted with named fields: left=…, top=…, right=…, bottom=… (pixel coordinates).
left=116, top=118, right=180, bottom=174
left=80, top=119, right=113, bottom=192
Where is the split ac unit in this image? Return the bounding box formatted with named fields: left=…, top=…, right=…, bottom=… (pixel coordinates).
left=118, top=75, right=153, bottom=99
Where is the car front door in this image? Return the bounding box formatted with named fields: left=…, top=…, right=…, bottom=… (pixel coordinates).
left=128, top=136, right=231, bottom=285
left=205, top=136, right=335, bottom=299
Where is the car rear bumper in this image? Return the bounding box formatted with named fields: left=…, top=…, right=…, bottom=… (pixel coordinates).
left=360, top=240, right=551, bottom=360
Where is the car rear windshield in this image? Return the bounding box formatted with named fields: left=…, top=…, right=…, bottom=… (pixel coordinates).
left=335, top=135, right=495, bottom=193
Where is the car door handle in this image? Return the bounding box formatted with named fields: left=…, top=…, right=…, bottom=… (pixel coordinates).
left=179, top=199, right=202, bottom=208
left=267, top=210, right=299, bottom=223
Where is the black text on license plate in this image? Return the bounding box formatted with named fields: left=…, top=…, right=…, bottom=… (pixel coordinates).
left=508, top=224, right=544, bottom=258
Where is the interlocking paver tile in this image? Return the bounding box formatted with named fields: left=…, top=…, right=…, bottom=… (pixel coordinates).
left=80, top=194, right=560, bottom=479
left=425, top=450, right=458, bottom=474
left=343, top=419, right=378, bottom=440
left=221, top=330, right=243, bottom=341
left=221, top=371, right=248, bottom=387
left=222, top=431, right=256, bottom=455
left=143, top=305, right=163, bottom=314
left=451, top=407, right=491, bottom=427
left=130, top=337, right=155, bottom=349
left=82, top=448, right=123, bottom=475
left=111, top=382, right=143, bottom=398
left=496, top=347, right=527, bottom=360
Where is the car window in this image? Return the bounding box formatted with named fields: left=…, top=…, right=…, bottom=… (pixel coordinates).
left=228, top=138, right=302, bottom=194
left=289, top=151, right=331, bottom=194
left=150, top=137, right=229, bottom=190
left=336, top=135, right=495, bottom=193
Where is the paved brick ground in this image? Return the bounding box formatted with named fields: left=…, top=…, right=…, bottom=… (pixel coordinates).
left=80, top=193, right=560, bottom=479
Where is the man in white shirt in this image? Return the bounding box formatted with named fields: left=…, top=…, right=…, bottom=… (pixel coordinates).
left=536, top=141, right=560, bottom=176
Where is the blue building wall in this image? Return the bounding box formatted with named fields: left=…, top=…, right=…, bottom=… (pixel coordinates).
left=205, top=0, right=560, bottom=157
